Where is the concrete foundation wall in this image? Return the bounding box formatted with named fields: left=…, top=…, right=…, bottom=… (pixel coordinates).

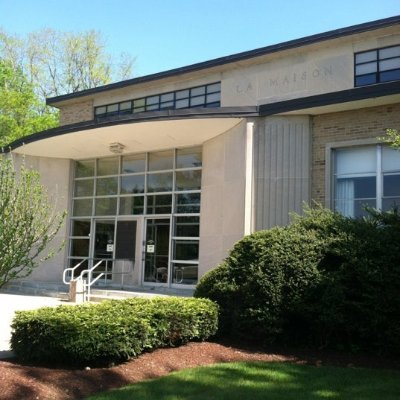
left=198, top=120, right=247, bottom=276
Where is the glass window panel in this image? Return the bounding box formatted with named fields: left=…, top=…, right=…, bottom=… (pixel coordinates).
left=355, top=62, right=377, bottom=75
left=121, top=175, right=145, bottom=194
left=176, top=89, right=189, bottom=99
left=133, top=107, right=145, bottom=113
left=146, top=96, right=159, bottom=105
left=379, top=46, right=400, bottom=59
left=383, top=197, right=400, bottom=211
left=176, top=147, right=202, bottom=168
left=355, top=74, right=377, bottom=86
left=354, top=176, right=376, bottom=198
left=172, top=263, right=198, bottom=285
left=383, top=174, right=400, bottom=197
left=119, top=101, right=131, bottom=110
left=161, top=93, right=174, bottom=102
left=175, top=216, right=200, bottom=237
left=191, top=86, right=205, bottom=96
left=146, top=104, right=159, bottom=111
left=96, top=177, right=118, bottom=195
left=75, top=160, right=94, bottom=178
left=379, top=58, right=400, bottom=71
left=176, top=193, right=201, bottom=213
left=74, top=179, right=94, bottom=197
left=122, top=153, right=146, bottom=173
left=146, top=194, right=172, bottom=214
left=173, top=240, right=199, bottom=261
left=148, top=150, right=173, bottom=171
left=68, top=258, right=89, bottom=270
left=95, top=197, right=117, bottom=215
left=71, top=239, right=89, bottom=257
left=380, top=69, right=400, bottom=82
left=175, top=170, right=202, bottom=191
left=160, top=101, right=174, bottom=109
left=107, top=104, right=118, bottom=113
left=119, top=196, right=144, bottom=215
left=71, top=220, right=91, bottom=237
left=355, top=50, right=377, bottom=64
left=190, top=95, right=205, bottom=106
left=207, top=82, right=221, bottom=93
left=382, top=147, right=400, bottom=171
left=73, top=199, right=93, bottom=216
left=134, top=98, right=145, bottom=108
left=335, top=147, right=376, bottom=175
left=95, top=106, right=106, bottom=115
left=206, top=93, right=220, bottom=104
left=97, top=157, right=119, bottom=176
left=147, top=172, right=173, bottom=192
left=176, top=99, right=189, bottom=108
left=354, top=199, right=376, bottom=217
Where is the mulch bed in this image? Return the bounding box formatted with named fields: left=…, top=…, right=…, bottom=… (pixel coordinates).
left=1, top=341, right=399, bottom=400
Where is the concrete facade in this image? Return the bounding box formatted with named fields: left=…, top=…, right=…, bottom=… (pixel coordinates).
left=4, top=16, right=400, bottom=293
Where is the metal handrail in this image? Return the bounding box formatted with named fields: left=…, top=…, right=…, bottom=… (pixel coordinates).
left=62, top=258, right=88, bottom=285
left=63, top=258, right=135, bottom=302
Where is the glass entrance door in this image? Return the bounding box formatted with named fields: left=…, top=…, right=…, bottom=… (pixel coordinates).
left=92, top=219, right=115, bottom=281
left=144, top=218, right=170, bottom=283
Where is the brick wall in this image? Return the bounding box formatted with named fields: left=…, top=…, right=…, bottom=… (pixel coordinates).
left=311, top=103, right=400, bottom=205
left=59, top=100, right=94, bottom=126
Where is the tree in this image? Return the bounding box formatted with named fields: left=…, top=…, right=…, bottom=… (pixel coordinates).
left=0, top=60, right=58, bottom=147
left=0, top=156, right=66, bottom=288
left=380, top=128, right=400, bottom=150
left=0, top=28, right=135, bottom=100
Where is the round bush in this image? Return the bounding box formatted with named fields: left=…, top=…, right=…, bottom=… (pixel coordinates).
left=194, top=207, right=400, bottom=354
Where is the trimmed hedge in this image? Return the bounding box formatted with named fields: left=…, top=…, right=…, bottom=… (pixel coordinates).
left=194, top=207, right=400, bottom=355
left=11, top=297, right=218, bottom=366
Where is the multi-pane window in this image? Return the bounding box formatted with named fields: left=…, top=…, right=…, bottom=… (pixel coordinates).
left=94, top=82, right=221, bottom=119
left=334, top=145, right=400, bottom=217
left=70, top=146, right=202, bottom=285
left=355, top=45, right=400, bottom=87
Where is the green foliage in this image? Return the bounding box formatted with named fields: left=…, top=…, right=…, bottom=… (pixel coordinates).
left=11, top=297, right=218, bottom=366
left=0, top=60, right=58, bottom=147
left=379, top=129, right=400, bottom=150
left=0, top=156, right=66, bottom=288
left=195, top=206, right=400, bottom=354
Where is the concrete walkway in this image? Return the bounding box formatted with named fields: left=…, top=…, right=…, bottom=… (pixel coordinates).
left=0, top=293, right=64, bottom=358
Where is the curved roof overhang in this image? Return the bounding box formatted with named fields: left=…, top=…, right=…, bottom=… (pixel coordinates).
left=6, top=107, right=258, bottom=160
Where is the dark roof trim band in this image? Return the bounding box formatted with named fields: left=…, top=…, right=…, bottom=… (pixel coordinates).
left=259, top=81, right=400, bottom=116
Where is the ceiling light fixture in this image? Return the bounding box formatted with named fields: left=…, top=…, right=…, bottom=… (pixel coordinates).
left=109, top=142, right=125, bottom=154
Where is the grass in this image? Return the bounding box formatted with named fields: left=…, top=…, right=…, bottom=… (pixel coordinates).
left=86, top=361, right=400, bottom=400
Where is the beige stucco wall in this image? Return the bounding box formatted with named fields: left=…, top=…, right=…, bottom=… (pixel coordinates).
left=222, top=29, right=400, bottom=106
left=11, top=154, right=71, bottom=283
left=198, top=120, right=247, bottom=276
left=311, top=102, right=400, bottom=206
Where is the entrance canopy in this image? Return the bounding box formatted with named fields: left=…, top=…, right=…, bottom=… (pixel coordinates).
left=8, top=107, right=255, bottom=159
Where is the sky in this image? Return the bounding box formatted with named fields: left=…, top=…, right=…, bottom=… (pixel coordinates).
left=1, top=0, right=399, bottom=78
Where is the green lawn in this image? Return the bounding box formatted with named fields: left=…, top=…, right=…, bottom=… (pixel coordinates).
left=86, top=361, right=400, bottom=400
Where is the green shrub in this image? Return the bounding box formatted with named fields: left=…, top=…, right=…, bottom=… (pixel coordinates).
left=11, top=297, right=218, bottom=366
left=194, top=207, right=400, bottom=355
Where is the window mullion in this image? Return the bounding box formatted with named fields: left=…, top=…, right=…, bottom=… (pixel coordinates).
left=376, top=145, right=383, bottom=210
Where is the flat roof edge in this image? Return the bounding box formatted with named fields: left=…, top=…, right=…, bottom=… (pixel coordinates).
left=3, top=106, right=257, bottom=153
left=47, top=15, right=400, bottom=106
left=259, top=81, right=400, bottom=115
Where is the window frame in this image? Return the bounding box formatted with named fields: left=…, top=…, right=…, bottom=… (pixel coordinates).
left=354, top=44, right=400, bottom=87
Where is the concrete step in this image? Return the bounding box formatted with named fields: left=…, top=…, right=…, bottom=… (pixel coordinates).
left=2, top=281, right=69, bottom=300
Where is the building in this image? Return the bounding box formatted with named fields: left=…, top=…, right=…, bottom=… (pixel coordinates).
left=5, top=16, right=400, bottom=294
